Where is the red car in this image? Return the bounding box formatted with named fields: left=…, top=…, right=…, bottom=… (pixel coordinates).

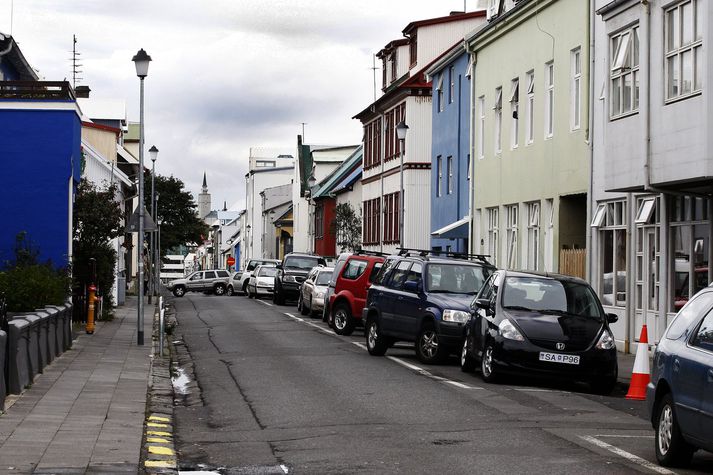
left=328, top=252, right=385, bottom=335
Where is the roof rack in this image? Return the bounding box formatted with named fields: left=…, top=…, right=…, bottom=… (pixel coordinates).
left=354, top=249, right=390, bottom=257
left=397, top=248, right=491, bottom=263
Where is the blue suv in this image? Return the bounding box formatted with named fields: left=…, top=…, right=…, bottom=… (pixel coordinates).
left=362, top=250, right=495, bottom=364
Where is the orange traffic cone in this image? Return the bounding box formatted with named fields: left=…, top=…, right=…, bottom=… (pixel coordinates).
left=626, top=324, right=650, bottom=400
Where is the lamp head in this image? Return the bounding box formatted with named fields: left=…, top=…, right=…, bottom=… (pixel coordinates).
left=149, top=145, right=159, bottom=163
left=396, top=120, right=409, bottom=141
left=132, top=49, right=152, bottom=78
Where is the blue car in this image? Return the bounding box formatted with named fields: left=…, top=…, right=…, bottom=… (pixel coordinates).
left=363, top=250, right=494, bottom=364
left=647, top=285, right=713, bottom=467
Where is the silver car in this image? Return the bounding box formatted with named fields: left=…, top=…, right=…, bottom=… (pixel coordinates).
left=297, top=267, right=333, bottom=317
left=246, top=265, right=278, bottom=299
left=167, top=270, right=231, bottom=297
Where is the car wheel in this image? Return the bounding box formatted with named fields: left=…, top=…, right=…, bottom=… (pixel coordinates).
left=415, top=322, right=447, bottom=364
left=333, top=303, right=355, bottom=336
left=655, top=393, right=695, bottom=467
left=242, top=281, right=249, bottom=295
left=214, top=284, right=226, bottom=296
left=172, top=286, right=185, bottom=297
left=365, top=317, right=388, bottom=356
left=298, top=293, right=309, bottom=315
left=273, top=284, right=285, bottom=305
left=227, top=285, right=234, bottom=296
left=322, top=302, right=329, bottom=322
left=480, top=342, right=499, bottom=383
left=460, top=335, right=476, bottom=373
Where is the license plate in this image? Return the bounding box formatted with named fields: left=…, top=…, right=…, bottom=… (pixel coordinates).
left=539, top=352, right=580, bottom=365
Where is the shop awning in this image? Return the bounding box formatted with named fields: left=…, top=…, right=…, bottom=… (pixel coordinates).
left=431, top=216, right=470, bottom=239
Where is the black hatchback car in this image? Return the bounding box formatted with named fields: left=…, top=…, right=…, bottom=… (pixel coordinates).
left=273, top=253, right=326, bottom=305
left=460, top=270, right=619, bottom=393
left=363, top=251, right=494, bottom=364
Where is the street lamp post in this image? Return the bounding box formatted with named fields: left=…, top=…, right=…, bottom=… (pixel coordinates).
left=154, top=192, right=160, bottom=295
left=148, top=145, right=158, bottom=304
left=133, top=47, right=151, bottom=346
left=157, top=218, right=163, bottom=287
left=396, top=120, right=409, bottom=249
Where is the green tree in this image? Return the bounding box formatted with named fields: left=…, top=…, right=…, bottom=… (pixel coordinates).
left=333, top=202, right=362, bottom=252
left=146, top=172, right=208, bottom=255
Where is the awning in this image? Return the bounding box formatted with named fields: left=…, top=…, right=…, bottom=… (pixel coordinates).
left=431, top=216, right=470, bottom=239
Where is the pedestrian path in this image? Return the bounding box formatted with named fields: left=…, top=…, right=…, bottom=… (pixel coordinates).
left=0, top=297, right=153, bottom=474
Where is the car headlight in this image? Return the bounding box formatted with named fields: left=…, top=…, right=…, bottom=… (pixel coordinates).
left=498, top=319, right=525, bottom=341
left=283, top=275, right=296, bottom=283
left=442, top=309, right=469, bottom=323
left=595, top=330, right=615, bottom=350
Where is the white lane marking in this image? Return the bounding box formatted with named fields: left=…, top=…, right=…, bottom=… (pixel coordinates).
left=257, top=300, right=273, bottom=307
left=445, top=380, right=475, bottom=389
left=386, top=356, right=426, bottom=372
left=514, top=388, right=564, bottom=393
left=352, top=342, right=367, bottom=350
left=280, top=464, right=289, bottom=474
left=578, top=435, right=676, bottom=475
left=284, top=313, right=304, bottom=322
left=595, top=435, right=655, bottom=439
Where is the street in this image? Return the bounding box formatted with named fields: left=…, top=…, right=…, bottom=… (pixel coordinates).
left=170, top=294, right=713, bottom=474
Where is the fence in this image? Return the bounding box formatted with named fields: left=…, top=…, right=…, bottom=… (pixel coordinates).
left=559, top=248, right=586, bottom=279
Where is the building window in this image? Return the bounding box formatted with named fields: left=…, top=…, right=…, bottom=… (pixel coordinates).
left=436, top=155, right=442, bottom=197
left=363, top=198, right=382, bottom=245
left=410, top=33, right=417, bottom=67
left=487, top=207, right=499, bottom=266
left=506, top=204, right=518, bottom=269
left=665, top=0, right=703, bottom=100
left=494, top=86, right=502, bottom=154
left=390, top=53, right=397, bottom=83
left=526, top=202, right=540, bottom=271
left=670, top=196, right=709, bottom=312
left=385, top=103, right=405, bottom=161
left=478, top=95, right=486, bottom=159
left=363, top=118, right=382, bottom=170
left=526, top=71, right=534, bottom=144
left=571, top=47, right=582, bottom=130
left=384, top=192, right=401, bottom=243
left=510, top=78, right=519, bottom=149
left=437, top=73, right=444, bottom=113
left=610, top=26, right=640, bottom=117
left=447, top=156, right=453, bottom=194
left=382, top=58, right=387, bottom=90
left=545, top=61, right=554, bottom=138
left=591, top=201, right=627, bottom=307
left=449, top=66, right=455, bottom=104
left=315, top=204, right=324, bottom=240
left=634, top=196, right=660, bottom=315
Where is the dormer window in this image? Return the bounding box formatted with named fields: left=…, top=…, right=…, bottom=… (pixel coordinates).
left=390, top=53, right=397, bottom=83
left=410, top=33, right=417, bottom=67
left=382, top=58, right=387, bottom=89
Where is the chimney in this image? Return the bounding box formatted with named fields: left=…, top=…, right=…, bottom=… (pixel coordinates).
left=75, top=85, right=91, bottom=98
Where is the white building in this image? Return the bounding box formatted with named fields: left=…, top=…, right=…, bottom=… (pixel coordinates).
left=354, top=11, right=487, bottom=253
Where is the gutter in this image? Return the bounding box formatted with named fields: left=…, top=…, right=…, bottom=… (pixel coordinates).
left=586, top=0, right=596, bottom=283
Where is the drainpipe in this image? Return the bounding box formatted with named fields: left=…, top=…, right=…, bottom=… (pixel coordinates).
left=457, top=73, right=462, bottom=252
left=586, top=0, right=595, bottom=284
left=466, top=46, right=477, bottom=255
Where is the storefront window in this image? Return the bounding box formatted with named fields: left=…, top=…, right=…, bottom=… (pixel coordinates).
left=670, top=195, right=709, bottom=312
left=594, top=200, right=627, bottom=307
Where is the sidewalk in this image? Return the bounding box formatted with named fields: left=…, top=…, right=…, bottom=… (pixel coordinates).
left=0, top=297, right=153, bottom=474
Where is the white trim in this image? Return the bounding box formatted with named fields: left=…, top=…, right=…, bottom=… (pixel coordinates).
left=431, top=216, right=470, bottom=236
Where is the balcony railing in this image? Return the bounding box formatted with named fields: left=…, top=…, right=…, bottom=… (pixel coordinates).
left=0, top=81, right=76, bottom=101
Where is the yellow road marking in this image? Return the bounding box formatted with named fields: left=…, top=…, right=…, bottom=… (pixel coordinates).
left=145, top=460, right=176, bottom=468
left=149, top=415, right=170, bottom=422
left=147, top=422, right=169, bottom=428
left=148, top=445, right=175, bottom=456
left=147, top=430, right=172, bottom=437
left=147, top=437, right=170, bottom=443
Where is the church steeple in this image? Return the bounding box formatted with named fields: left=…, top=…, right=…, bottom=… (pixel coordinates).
left=198, top=171, right=211, bottom=219
left=202, top=172, right=208, bottom=192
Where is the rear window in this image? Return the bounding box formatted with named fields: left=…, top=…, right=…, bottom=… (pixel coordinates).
left=316, top=271, right=333, bottom=285
left=258, top=267, right=278, bottom=277
left=284, top=255, right=321, bottom=270
left=666, top=291, right=713, bottom=340
left=216, top=271, right=230, bottom=278
left=342, top=259, right=368, bottom=280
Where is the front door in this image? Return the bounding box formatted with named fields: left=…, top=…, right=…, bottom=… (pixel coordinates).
left=635, top=226, right=661, bottom=343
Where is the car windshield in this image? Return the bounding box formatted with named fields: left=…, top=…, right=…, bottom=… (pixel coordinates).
left=284, top=256, right=320, bottom=270
left=426, top=263, right=490, bottom=294
left=502, top=276, right=604, bottom=319
left=258, top=267, right=277, bottom=277
left=316, top=271, right=332, bottom=285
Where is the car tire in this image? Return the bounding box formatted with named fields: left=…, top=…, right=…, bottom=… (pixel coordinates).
left=214, top=284, right=226, bottom=296
left=273, top=284, right=285, bottom=305
left=655, top=393, right=695, bottom=467
left=242, top=281, right=249, bottom=295
left=227, top=285, right=235, bottom=296
left=333, top=303, right=355, bottom=336
left=307, top=296, right=317, bottom=318
left=298, top=293, right=309, bottom=315
left=172, top=286, right=185, bottom=297
left=415, top=322, right=447, bottom=365
left=460, top=335, right=476, bottom=373
left=365, top=317, right=388, bottom=356
left=480, top=342, right=499, bottom=383
left=248, top=286, right=255, bottom=299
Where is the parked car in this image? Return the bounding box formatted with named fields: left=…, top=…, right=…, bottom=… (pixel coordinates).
left=363, top=251, right=494, bottom=364
left=228, top=258, right=280, bottom=295
left=328, top=252, right=385, bottom=335
left=167, top=270, right=231, bottom=297
left=273, top=253, right=327, bottom=305
left=460, top=270, right=619, bottom=393
left=246, top=265, right=279, bottom=299
left=321, top=252, right=352, bottom=322
left=298, top=267, right=334, bottom=316
left=647, top=285, right=713, bottom=467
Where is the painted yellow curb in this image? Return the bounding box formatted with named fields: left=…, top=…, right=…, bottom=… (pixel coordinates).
left=148, top=445, right=175, bottom=456
left=149, top=415, right=171, bottom=422
left=145, top=460, right=176, bottom=469
left=147, top=422, right=169, bottom=428
left=147, top=437, right=170, bottom=443
left=147, top=430, right=172, bottom=437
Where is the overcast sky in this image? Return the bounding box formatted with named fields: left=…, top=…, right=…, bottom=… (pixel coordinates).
left=4, top=1, right=473, bottom=210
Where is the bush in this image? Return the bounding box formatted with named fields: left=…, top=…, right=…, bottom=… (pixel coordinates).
left=72, top=240, right=117, bottom=319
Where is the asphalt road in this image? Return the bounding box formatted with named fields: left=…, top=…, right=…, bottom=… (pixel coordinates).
left=170, top=293, right=713, bottom=475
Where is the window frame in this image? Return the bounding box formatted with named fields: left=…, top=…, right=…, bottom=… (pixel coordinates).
left=447, top=156, right=454, bottom=195
left=526, top=70, right=535, bottom=145
left=544, top=61, right=554, bottom=139
left=610, top=25, right=640, bottom=119
left=510, top=77, right=519, bottom=149
left=478, top=95, right=486, bottom=159
left=571, top=47, right=582, bottom=130
left=494, top=86, right=503, bottom=154
left=436, top=155, right=442, bottom=197
left=449, top=65, right=455, bottom=104
left=665, top=0, right=703, bottom=103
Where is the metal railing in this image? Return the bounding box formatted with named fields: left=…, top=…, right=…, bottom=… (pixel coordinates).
left=0, top=81, right=76, bottom=101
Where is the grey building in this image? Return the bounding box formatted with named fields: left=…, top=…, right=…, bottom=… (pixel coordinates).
left=591, top=0, right=710, bottom=351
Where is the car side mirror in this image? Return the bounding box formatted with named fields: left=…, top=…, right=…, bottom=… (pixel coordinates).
left=403, top=280, right=421, bottom=293
left=276, top=263, right=283, bottom=269
left=475, top=298, right=491, bottom=310
left=606, top=313, right=618, bottom=324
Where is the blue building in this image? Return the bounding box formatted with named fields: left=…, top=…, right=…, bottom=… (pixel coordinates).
left=0, top=33, right=82, bottom=268
left=427, top=44, right=471, bottom=253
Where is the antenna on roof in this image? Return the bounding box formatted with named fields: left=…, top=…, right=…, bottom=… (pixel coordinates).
left=70, top=35, right=83, bottom=89
left=370, top=54, right=379, bottom=103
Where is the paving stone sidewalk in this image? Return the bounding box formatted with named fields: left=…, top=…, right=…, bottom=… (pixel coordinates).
left=0, top=297, right=153, bottom=474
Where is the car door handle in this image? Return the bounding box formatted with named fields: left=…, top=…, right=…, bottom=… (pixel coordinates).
left=673, top=359, right=680, bottom=373
left=708, top=369, right=713, bottom=383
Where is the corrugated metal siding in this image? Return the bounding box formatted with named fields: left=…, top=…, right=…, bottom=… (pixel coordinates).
left=403, top=168, right=431, bottom=249
left=416, top=19, right=486, bottom=69
left=405, top=97, right=432, bottom=164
